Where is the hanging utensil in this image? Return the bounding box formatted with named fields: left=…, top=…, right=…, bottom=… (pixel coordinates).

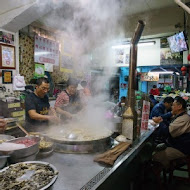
left=16, top=122, right=30, bottom=136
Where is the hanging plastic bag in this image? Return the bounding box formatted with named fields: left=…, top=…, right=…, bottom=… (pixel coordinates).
left=13, top=74, right=26, bottom=91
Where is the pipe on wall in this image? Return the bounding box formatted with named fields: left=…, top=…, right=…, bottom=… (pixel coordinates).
left=127, top=20, right=145, bottom=108
left=175, top=0, right=190, bottom=14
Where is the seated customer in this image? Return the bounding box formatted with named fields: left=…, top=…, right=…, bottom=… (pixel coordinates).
left=25, top=77, right=59, bottom=130
left=113, top=96, right=126, bottom=116
left=152, top=96, right=190, bottom=168
left=149, top=85, right=160, bottom=96
left=149, top=95, right=158, bottom=107
left=150, top=97, right=174, bottom=122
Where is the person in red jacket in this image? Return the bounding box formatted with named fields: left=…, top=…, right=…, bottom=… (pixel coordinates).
left=149, top=85, right=160, bottom=96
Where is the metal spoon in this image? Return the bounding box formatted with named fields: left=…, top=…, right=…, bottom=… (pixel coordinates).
left=67, top=133, right=78, bottom=140
left=16, top=122, right=30, bottom=136
left=17, top=170, right=35, bottom=181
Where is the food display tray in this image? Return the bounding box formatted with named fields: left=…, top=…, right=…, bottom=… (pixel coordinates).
left=0, top=161, right=58, bottom=190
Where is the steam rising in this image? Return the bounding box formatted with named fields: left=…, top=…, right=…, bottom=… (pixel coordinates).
left=42, top=0, right=126, bottom=54
left=38, top=0, right=128, bottom=134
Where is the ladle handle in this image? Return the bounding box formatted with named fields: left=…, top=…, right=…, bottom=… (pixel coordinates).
left=16, top=122, right=30, bottom=136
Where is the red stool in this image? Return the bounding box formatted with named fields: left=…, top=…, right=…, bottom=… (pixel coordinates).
left=168, top=156, right=190, bottom=184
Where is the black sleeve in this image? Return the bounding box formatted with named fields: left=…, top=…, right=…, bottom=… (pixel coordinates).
left=159, top=122, right=170, bottom=137
left=25, top=94, right=37, bottom=112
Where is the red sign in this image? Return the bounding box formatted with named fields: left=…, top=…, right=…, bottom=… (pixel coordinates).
left=141, top=100, right=150, bottom=130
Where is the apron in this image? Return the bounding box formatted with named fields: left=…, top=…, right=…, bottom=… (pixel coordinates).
left=60, top=90, right=82, bottom=120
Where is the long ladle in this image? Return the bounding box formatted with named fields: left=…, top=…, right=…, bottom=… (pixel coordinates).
left=16, top=122, right=30, bottom=136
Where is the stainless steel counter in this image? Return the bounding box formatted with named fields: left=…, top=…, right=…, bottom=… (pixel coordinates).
left=36, top=129, right=154, bottom=190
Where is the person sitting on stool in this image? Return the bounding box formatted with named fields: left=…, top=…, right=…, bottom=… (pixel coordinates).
left=152, top=96, right=190, bottom=168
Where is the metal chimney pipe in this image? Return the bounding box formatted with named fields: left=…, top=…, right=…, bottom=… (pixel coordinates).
left=128, top=20, right=145, bottom=108
left=122, top=20, right=145, bottom=142
left=175, top=0, right=190, bottom=14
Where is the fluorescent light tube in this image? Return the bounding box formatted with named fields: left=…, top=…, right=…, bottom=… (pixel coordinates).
left=112, top=41, right=155, bottom=49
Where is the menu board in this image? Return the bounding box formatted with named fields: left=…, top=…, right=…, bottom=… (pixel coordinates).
left=34, top=35, right=59, bottom=66
left=141, top=100, right=150, bottom=130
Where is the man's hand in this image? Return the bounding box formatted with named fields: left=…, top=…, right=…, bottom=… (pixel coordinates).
left=153, top=116, right=163, bottom=124
left=64, top=112, right=73, bottom=119
left=48, top=115, right=60, bottom=124
left=0, top=119, right=7, bottom=133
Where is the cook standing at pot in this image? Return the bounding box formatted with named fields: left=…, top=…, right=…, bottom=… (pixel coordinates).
left=25, top=77, right=59, bottom=131
left=54, top=78, right=82, bottom=120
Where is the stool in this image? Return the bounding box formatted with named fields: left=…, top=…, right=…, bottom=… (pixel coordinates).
left=168, top=156, right=190, bottom=184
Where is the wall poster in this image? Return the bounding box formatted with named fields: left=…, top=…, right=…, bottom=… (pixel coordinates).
left=34, top=64, right=45, bottom=78
left=0, top=31, right=14, bottom=45
left=2, top=70, right=13, bottom=84
left=114, top=47, right=130, bottom=67
left=140, top=72, right=159, bottom=81
left=0, top=44, right=15, bottom=69
left=160, top=38, right=183, bottom=65
left=141, top=100, right=150, bottom=130
left=44, top=63, right=53, bottom=72
left=34, top=35, right=60, bottom=66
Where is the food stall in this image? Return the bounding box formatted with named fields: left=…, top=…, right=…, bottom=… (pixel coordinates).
left=0, top=127, right=155, bottom=190
left=0, top=20, right=157, bottom=190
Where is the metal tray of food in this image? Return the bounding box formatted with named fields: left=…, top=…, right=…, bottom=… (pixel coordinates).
left=0, top=161, right=58, bottom=190
left=0, top=134, right=15, bottom=143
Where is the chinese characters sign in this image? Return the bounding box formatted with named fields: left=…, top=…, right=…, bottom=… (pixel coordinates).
left=141, top=100, right=150, bottom=130
left=140, top=72, right=159, bottom=81
left=34, top=35, right=59, bottom=66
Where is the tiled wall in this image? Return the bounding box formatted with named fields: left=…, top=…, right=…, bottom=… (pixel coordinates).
left=19, top=33, right=34, bottom=84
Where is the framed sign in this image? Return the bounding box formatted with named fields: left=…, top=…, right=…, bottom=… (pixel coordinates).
left=34, top=64, right=45, bottom=79
left=140, top=72, right=159, bottom=81
left=141, top=100, right=150, bottom=130
left=0, top=44, right=15, bottom=69
left=2, top=70, right=13, bottom=84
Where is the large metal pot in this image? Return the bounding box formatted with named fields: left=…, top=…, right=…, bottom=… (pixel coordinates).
left=0, top=155, right=8, bottom=169
left=7, top=137, right=40, bottom=163
left=50, top=135, right=113, bottom=153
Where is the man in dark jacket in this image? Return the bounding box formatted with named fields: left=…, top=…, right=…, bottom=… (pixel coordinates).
left=150, top=97, right=174, bottom=120
left=153, top=96, right=190, bottom=168
left=25, top=77, right=59, bottom=131
left=150, top=97, right=174, bottom=143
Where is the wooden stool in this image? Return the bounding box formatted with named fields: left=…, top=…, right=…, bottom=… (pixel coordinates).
left=168, top=156, right=190, bottom=184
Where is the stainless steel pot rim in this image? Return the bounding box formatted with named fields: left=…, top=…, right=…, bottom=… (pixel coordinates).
left=10, top=150, right=39, bottom=159
left=0, top=134, right=15, bottom=140
left=0, top=161, right=58, bottom=190
left=50, top=135, right=112, bottom=145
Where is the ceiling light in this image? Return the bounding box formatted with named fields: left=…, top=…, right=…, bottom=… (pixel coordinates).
left=111, top=41, right=155, bottom=49
left=149, top=71, right=174, bottom=75
left=138, top=42, right=155, bottom=47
